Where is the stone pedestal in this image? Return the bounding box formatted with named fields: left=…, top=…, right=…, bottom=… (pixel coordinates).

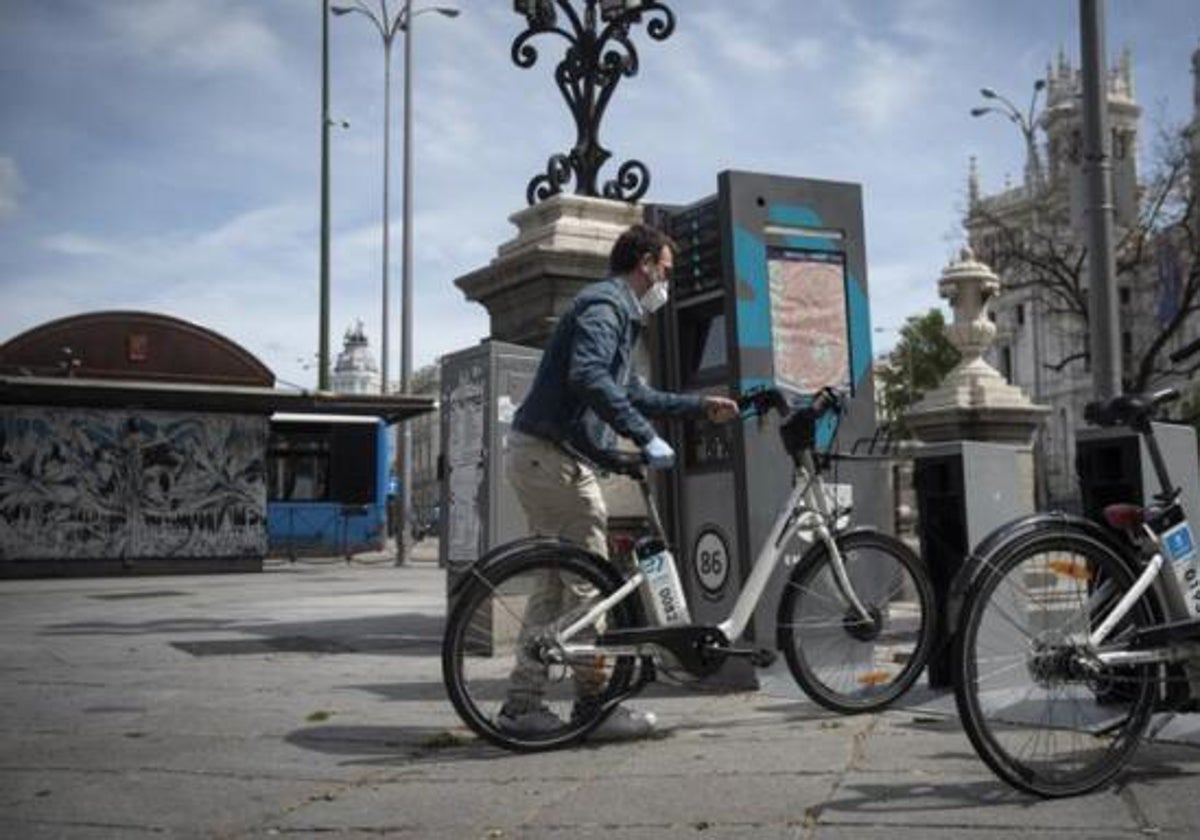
left=904, top=247, right=1049, bottom=445
left=452, top=194, right=649, bottom=526
left=455, top=194, right=644, bottom=347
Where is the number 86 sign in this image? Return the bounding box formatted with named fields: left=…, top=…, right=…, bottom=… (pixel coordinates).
left=694, top=529, right=731, bottom=598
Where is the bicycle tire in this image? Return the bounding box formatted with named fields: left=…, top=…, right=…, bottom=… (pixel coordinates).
left=952, top=526, right=1159, bottom=797
left=777, top=529, right=936, bottom=713
left=442, top=541, right=640, bottom=751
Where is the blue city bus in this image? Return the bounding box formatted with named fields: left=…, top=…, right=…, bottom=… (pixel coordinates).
left=266, top=414, right=391, bottom=557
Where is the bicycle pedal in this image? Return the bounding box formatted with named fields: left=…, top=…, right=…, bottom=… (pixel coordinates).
left=717, top=646, right=777, bottom=668
left=751, top=648, right=777, bottom=668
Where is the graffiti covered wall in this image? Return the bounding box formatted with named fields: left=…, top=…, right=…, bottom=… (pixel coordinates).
left=0, top=407, right=268, bottom=562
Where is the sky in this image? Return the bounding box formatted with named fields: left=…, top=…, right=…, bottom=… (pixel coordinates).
left=0, top=0, right=1197, bottom=391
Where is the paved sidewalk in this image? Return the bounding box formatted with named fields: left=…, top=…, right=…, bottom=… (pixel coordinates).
left=3, top=559, right=1200, bottom=839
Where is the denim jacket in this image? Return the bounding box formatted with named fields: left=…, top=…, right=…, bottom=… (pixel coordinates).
left=512, top=277, right=703, bottom=461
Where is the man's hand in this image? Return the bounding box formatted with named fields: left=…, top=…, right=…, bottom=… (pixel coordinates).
left=703, top=396, right=740, bottom=423
left=643, top=436, right=676, bottom=469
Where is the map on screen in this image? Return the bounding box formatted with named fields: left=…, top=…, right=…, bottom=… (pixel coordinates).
left=766, top=248, right=851, bottom=395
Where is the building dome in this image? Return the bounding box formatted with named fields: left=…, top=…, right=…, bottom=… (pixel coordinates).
left=331, top=321, right=381, bottom=394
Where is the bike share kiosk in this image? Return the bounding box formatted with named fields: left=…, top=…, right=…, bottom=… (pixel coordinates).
left=649, top=170, right=884, bottom=654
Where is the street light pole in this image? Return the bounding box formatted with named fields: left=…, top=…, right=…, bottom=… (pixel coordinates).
left=972, top=81, right=1046, bottom=190
left=335, top=0, right=458, bottom=561
left=972, top=79, right=1048, bottom=406
left=318, top=0, right=332, bottom=391
left=1080, top=0, right=1122, bottom=400
left=398, top=0, right=458, bottom=566
left=972, top=79, right=1053, bottom=506
left=399, top=0, right=416, bottom=564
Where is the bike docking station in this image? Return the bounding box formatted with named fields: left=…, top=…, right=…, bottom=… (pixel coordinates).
left=648, top=170, right=885, bottom=688
left=1077, top=420, right=1200, bottom=623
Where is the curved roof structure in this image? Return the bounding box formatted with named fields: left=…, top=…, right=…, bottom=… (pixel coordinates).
left=0, top=311, right=274, bottom=387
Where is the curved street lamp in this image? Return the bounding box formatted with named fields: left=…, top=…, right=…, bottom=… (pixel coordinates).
left=970, top=78, right=1051, bottom=506
left=332, top=1, right=459, bottom=397
left=334, top=0, right=459, bottom=564
left=970, top=79, right=1047, bottom=191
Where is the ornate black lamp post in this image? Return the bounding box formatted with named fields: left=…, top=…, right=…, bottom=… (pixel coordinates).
left=511, top=0, right=675, bottom=205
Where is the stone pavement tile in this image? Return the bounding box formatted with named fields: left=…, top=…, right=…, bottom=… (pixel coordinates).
left=813, top=827, right=1152, bottom=840
left=361, top=739, right=637, bottom=783
left=526, top=771, right=831, bottom=832
left=245, top=826, right=804, bottom=840
left=0, top=820, right=167, bottom=840
left=815, top=768, right=1140, bottom=831
left=0, top=728, right=389, bottom=784
left=856, top=715, right=990, bottom=776
left=613, top=718, right=863, bottom=777
left=0, top=766, right=323, bottom=836
left=1122, top=741, right=1200, bottom=832
left=485, top=826, right=804, bottom=840
left=269, top=777, right=584, bottom=835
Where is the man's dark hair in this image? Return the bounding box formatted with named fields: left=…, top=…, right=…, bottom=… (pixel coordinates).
left=609, top=223, right=675, bottom=275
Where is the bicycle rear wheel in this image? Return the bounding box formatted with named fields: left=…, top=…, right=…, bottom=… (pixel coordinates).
left=442, top=541, right=640, bottom=751
left=778, top=530, right=936, bottom=713
left=953, top=528, right=1158, bottom=797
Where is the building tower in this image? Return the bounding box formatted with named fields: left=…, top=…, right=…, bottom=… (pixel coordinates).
left=1041, top=47, right=1141, bottom=231
left=330, top=320, right=381, bottom=395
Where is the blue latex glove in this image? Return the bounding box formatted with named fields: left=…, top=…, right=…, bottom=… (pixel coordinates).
left=643, top=436, right=676, bottom=469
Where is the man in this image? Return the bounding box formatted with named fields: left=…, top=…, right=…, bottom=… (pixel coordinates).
left=502, top=222, right=740, bottom=740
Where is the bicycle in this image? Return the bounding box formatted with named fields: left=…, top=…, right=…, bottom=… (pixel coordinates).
left=441, top=386, right=937, bottom=751
left=952, top=336, right=1200, bottom=797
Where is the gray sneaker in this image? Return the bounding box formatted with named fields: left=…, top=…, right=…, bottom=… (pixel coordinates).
left=497, top=703, right=564, bottom=738
left=582, top=705, right=658, bottom=742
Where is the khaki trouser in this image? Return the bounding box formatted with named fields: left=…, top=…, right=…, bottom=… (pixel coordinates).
left=503, top=431, right=610, bottom=709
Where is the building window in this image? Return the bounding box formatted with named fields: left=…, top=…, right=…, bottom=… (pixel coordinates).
left=1119, top=287, right=1131, bottom=306
left=1001, top=346, right=1014, bottom=384
left=268, top=432, right=331, bottom=501
left=1016, top=304, right=1025, bottom=327
left=1122, top=331, right=1133, bottom=359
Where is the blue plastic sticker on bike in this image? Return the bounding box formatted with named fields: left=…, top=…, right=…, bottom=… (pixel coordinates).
left=1163, top=521, right=1200, bottom=618
left=1164, top=522, right=1197, bottom=565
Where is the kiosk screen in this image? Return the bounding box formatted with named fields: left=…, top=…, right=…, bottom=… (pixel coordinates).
left=678, top=297, right=728, bottom=387
left=766, top=247, right=851, bottom=395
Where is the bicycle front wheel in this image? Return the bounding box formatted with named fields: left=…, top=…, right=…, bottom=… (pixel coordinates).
left=778, top=530, right=936, bottom=713
left=442, top=541, right=640, bottom=751
left=953, top=527, right=1158, bottom=797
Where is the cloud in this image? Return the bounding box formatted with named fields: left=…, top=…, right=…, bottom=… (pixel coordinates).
left=99, top=0, right=284, bottom=79
left=39, top=233, right=117, bottom=257
left=0, top=156, right=21, bottom=220
left=691, top=9, right=827, bottom=75
left=842, top=37, right=934, bottom=132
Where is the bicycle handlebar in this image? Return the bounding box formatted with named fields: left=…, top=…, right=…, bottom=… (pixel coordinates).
left=737, top=385, right=846, bottom=421
left=592, top=386, right=849, bottom=479
left=1083, top=389, right=1181, bottom=430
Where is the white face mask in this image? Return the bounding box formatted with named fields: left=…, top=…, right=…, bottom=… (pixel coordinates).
left=640, top=279, right=669, bottom=314
left=643, top=262, right=672, bottom=312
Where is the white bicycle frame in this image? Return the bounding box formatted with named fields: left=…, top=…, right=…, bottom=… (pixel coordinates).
left=558, top=449, right=872, bottom=659
left=1087, top=520, right=1200, bottom=669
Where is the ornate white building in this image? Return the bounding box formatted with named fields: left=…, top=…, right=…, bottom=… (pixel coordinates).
left=967, top=45, right=1200, bottom=507
left=330, top=321, right=381, bottom=395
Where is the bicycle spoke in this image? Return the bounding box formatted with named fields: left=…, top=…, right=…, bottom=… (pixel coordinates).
left=956, top=537, right=1155, bottom=796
